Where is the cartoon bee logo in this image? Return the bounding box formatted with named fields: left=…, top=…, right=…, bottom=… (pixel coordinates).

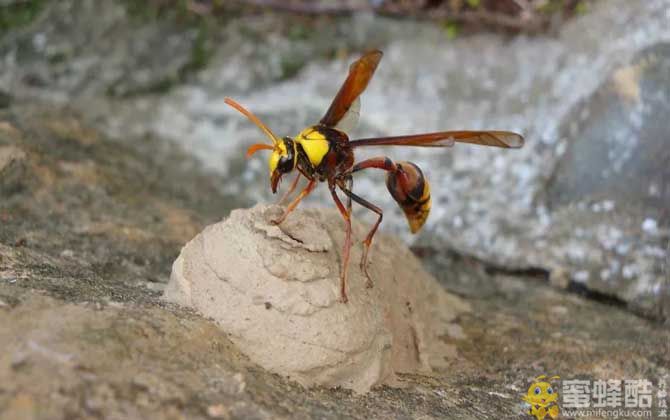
left=522, top=375, right=560, bottom=420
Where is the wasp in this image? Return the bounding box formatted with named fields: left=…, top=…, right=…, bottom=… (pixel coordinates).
left=225, top=50, right=523, bottom=303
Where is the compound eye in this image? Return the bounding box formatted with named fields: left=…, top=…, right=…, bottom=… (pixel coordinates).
left=547, top=387, right=553, bottom=395
left=278, top=155, right=293, bottom=173
left=534, top=387, right=541, bottom=395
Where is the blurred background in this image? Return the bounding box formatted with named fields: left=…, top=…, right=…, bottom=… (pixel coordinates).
left=2, top=0, right=669, bottom=313
left=1, top=0, right=670, bottom=418
left=9, top=0, right=667, bottom=312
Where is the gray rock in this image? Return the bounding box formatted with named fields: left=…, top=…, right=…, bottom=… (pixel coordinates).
left=532, top=42, right=670, bottom=318
left=0, top=0, right=196, bottom=101
left=547, top=43, right=670, bottom=210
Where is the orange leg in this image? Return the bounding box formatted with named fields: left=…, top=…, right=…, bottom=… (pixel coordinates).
left=277, top=172, right=302, bottom=206
left=271, top=179, right=316, bottom=225
left=329, top=182, right=352, bottom=303
left=351, top=156, right=398, bottom=173
left=338, top=185, right=383, bottom=289
left=343, top=157, right=404, bottom=288
left=351, top=156, right=410, bottom=191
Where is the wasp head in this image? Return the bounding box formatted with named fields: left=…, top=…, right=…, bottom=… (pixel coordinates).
left=224, top=98, right=296, bottom=194
left=268, top=137, right=297, bottom=193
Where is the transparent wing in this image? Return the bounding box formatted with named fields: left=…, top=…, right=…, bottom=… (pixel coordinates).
left=349, top=131, right=524, bottom=149
left=334, top=96, right=360, bottom=133
left=320, top=50, right=382, bottom=128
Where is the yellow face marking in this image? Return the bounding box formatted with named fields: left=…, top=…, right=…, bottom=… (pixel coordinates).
left=268, top=139, right=288, bottom=174
left=295, top=127, right=330, bottom=167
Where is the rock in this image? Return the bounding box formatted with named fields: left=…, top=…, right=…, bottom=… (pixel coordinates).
left=548, top=42, right=670, bottom=211
left=2, top=393, right=36, bottom=420
left=0, top=104, right=668, bottom=420
left=1, top=2, right=670, bottom=418
left=2, top=0, right=669, bottom=317
left=0, top=0, right=198, bottom=100
left=0, top=145, right=24, bottom=171
left=532, top=42, right=670, bottom=319
left=164, top=204, right=469, bottom=393
left=0, top=144, right=27, bottom=195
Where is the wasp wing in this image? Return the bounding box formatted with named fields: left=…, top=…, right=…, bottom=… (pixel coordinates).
left=349, top=131, right=523, bottom=148
left=447, top=131, right=524, bottom=148
left=334, top=96, right=360, bottom=133
left=320, top=50, right=382, bottom=129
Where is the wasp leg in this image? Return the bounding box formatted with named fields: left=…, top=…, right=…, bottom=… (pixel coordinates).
left=277, top=171, right=302, bottom=206
left=271, top=178, right=316, bottom=225
left=329, top=181, right=352, bottom=303
left=351, top=156, right=398, bottom=174
left=338, top=185, right=382, bottom=289
left=345, top=156, right=405, bottom=287
left=350, top=156, right=413, bottom=191
left=343, top=176, right=353, bottom=214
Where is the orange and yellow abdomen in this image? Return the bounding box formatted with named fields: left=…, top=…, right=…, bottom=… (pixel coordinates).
left=385, top=161, right=431, bottom=233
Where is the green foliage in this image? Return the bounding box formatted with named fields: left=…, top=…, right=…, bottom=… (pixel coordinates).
left=0, top=0, right=45, bottom=36
left=537, top=0, right=565, bottom=14
left=106, top=1, right=214, bottom=97
left=575, top=1, right=589, bottom=15
left=279, top=54, right=307, bottom=80
left=444, top=21, right=460, bottom=40
left=185, top=23, right=211, bottom=74
left=287, top=23, right=310, bottom=41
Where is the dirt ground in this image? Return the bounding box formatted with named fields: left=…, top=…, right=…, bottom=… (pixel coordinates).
left=1, top=106, right=668, bottom=419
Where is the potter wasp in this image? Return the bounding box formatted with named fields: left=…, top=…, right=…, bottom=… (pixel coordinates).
left=225, top=50, right=523, bottom=303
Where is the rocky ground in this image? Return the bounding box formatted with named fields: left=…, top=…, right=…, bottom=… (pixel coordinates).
left=1, top=107, right=668, bottom=419
left=1, top=0, right=669, bottom=419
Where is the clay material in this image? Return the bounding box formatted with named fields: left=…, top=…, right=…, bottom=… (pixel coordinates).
left=164, top=204, right=469, bottom=393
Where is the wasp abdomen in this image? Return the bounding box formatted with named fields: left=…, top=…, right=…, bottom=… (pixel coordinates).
left=385, top=161, right=431, bottom=234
